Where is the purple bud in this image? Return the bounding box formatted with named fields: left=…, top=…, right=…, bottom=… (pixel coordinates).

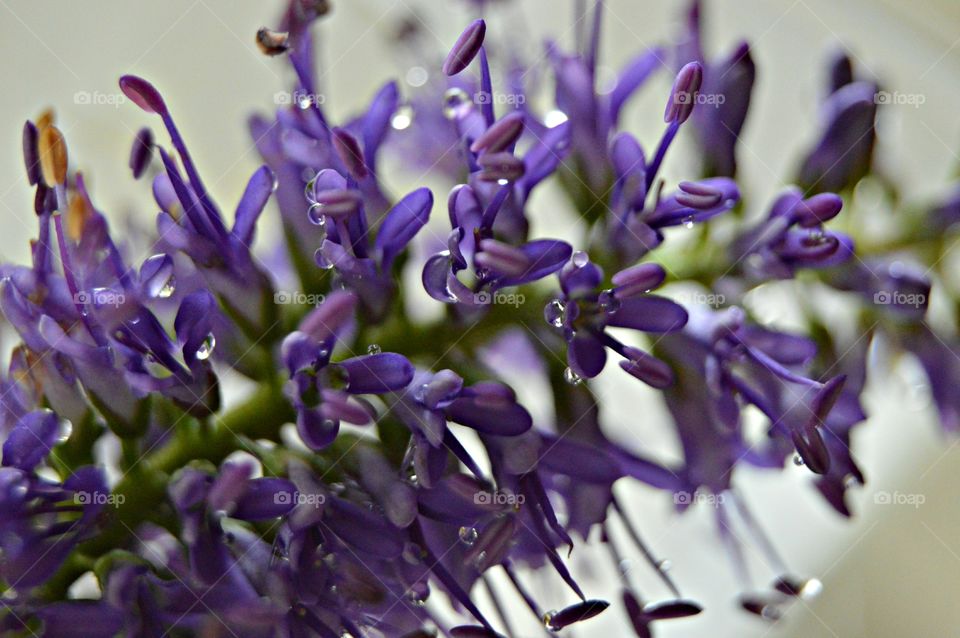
left=477, top=151, right=525, bottom=182
left=119, top=75, right=168, bottom=116
left=129, top=127, right=154, bottom=179
left=641, top=599, right=703, bottom=620
left=332, top=127, right=368, bottom=180
left=470, top=111, right=525, bottom=154
left=545, top=599, right=610, bottom=630
left=611, top=263, right=667, bottom=298
left=795, top=193, right=843, bottom=227
left=619, top=347, right=675, bottom=389
left=791, top=428, right=831, bottom=475
left=299, top=290, right=357, bottom=342
left=443, top=19, right=486, bottom=76
left=22, top=121, right=40, bottom=185
left=676, top=180, right=723, bottom=209
left=664, top=62, right=703, bottom=124
left=450, top=626, right=504, bottom=638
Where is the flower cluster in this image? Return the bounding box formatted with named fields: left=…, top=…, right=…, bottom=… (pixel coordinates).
left=0, top=0, right=957, bottom=636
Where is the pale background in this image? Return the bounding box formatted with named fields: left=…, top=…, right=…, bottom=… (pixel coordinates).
left=1, top=1, right=960, bottom=636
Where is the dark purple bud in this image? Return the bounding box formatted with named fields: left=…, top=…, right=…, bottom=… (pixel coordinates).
left=611, top=263, right=667, bottom=298
left=623, top=591, right=653, bottom=638
left=119, top=75, right=168, bottom=116
left=812, top=375, right=846, bottom=423
left=445, top=384, right=532, bottom=436
left=828, top=49, right=854, bottom=94
left=545, top=599, right=610, bottom=630
left=773, top=575, right=823, bottom=598
left=466, top=515, right=517, bottom=571
left=129, top=127, right=154, bottom=179
left=443, top=19, right=486, bottom=76
left=676, top=180, right=723, bottom=209
left=471, top=111, right=525, bottom=154
left=619, top=347, right=674, bottom=389
left=475, top=239, right=531, bottom=277
left=568, top=332, right=607, bottom=378
left=664, top=62, right=703, bottom=124
left=739, top=594, right=783, bottom=621
left=477, top=151, right=525, bottom=182
left=332, top=127, right=368, bottom=180
left=607, top=296, right=688, bottom=333
left=337, top=353, right=415, bottom=393
left=22, top=121, right=40, bottom=185
left=795, top=193, right=843, bottom=227
left=791, top=427, right=831, bottom=475
left=255, top=27, right=290, bottom=56
left=641, top=599, right=703, bottom=620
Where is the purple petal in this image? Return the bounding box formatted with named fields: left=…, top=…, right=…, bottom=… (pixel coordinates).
left=568, top=332, right=607, bottom=378
left=38, top=602, right=124, bottom=637
left=232, top=477, right=298, bottom=520
left=546, top=599, right=610, bottom=630
left=2, top=410, right=59, bottom=470
left=129, top=127, right=154, bottom=179
left=297, top=409, right=340, bottom=450
left=119, top=75, right=168, bottom=115
left=444, top=386, right=532, bottom=436
left=233, top=165, right=276, bottom=244
left=495, top=239, right=572, bottom=287
left=443, top=19, right=486, bottom=76
left=332, top=127, right=368, bottom=180
left=376, top=187, right=433, bottom=269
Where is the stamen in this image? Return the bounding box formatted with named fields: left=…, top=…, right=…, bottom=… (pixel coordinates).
left=38, top=126, right=68, bottom=187
left=256, top=27, right=290, bottom=56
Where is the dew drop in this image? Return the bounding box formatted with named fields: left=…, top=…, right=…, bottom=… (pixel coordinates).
left=598, top=289, right=621, bottom=314
left=544, top=110, right=569, bottom=128
left=761, top=604, right=782, bottom=621
left=618, top=559, right=633, bottom=575
left=391, top=104, right=414, bottom=130
left=496, top=178, right=509, bottom=186
left=403, top=542, right=423, bottom=564
left=544, top=299, right=566, bottom=328
left=458, top=526, right=478, bottom=546
left=304, top=178, right=317, bottom=203
left=406, top=589, right=427, bottom=607
left=308, top=203, right=326, bottom=226
left=156, top=275, right=176, bottom=299
left=563, top=367, right=583, bottom=385
left=657, top=559, right=672, bottom=572
left=792, top=454, right=804, bottom=466
left=682, top=216, right=695, bottom=229
left=800, top=578, right=823, bottom=599
left=543, top=610, right=558, bottom=630
left=442, top=88, right=472, bottom=120
left=406, top=66, right=429, bottom=87
left=413, top=383, right=429, bottom=403
left=315, top=248, right=335, bottom=270
left=196, top=334, right=216, bottom=361
left=572, top=250, right=590, bottom=268
left=472, top=550, right=488, bottom=569
left=367, top=344, right=382, bottom=355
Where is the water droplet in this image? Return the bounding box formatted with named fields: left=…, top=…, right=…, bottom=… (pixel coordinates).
left=458, top=526, right=478, bottom=546
left=682, top=216, right=695, bottom=229
left=792, top=454, right=804, bottom=466
left=544, top=299, right=566, bottom=328
left=406, top=589, right=427, bottom=607
left=442, top=88, right=472, bottom=120
left=156, top=275, right=176, bottom=299
left=760, top=604, right=782, bottom=621
left=618, top=559, right=633, bottom=575
left=390, top=105, right=413, bottom=130
left=308, top=203, right=326, bottom=226
left=598, top=289, right=620, bottom=314
left=316, top=347, right=330, bottom=360
left=657, top=559, right=672, bottom=572
left=196, top=334, right=216, bottom=361
left=57, top=418, right=73, bottom=444
left=304, top=178, right=317, bottom=203
left=572, top=250, right=590, bottom=268
left=403, top=542, right=423, bottom=564
left=563, top=367, right=583, bottom=385
left=315, top=248, right=335, bottom=270
left=367, top=344, right=381, bottom=355
left=543, top=610, right=559, bottom=630
left=800, top=578, right=823, bottom=599
left=843, top=474, right=860, bottom=489
left=413, top=383, right=429, bottom=403
left=472, top=550, right=488, bottom=569
left=496, top=178, right=509, bottom=186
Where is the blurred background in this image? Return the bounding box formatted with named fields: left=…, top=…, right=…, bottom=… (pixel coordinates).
left=1, top=1, right=959, bottom=636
